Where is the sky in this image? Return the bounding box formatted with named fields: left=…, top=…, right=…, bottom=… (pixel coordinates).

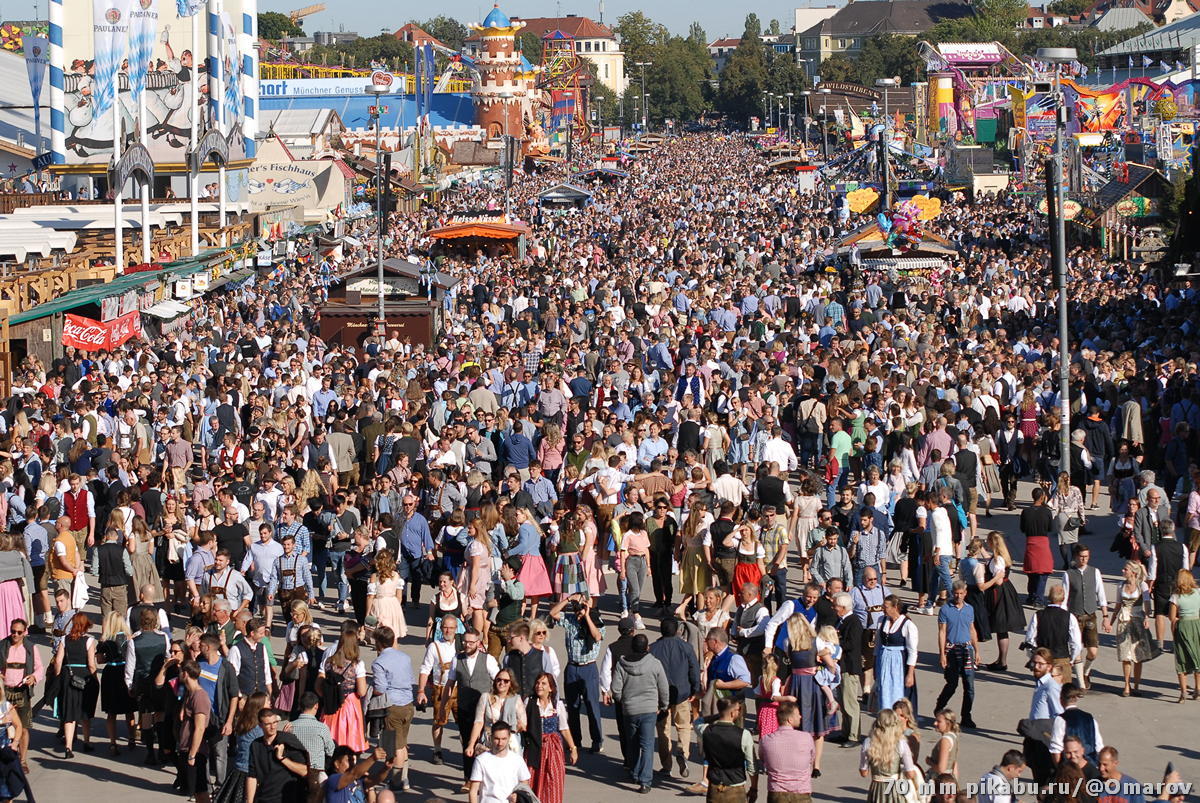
left=258, top=0, right=842, bottom=44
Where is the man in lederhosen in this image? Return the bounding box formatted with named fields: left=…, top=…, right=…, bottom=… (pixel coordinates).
left=274, top=533, right=314, bottom=623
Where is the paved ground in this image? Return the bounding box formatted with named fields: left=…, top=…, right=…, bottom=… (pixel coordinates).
left=24, top=479, right=1200, bottom=801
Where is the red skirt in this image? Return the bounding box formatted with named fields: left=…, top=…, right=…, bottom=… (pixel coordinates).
left=732, top=561, right=763, bottom=599
left=1023, top=535, right=1054, bottom=575
left=530, top=731, right=566, bottom=803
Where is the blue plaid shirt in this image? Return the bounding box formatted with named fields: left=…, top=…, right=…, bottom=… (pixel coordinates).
left=275, top=521, right=312, bottom=559
left=559, top=613, right=606, bottom=664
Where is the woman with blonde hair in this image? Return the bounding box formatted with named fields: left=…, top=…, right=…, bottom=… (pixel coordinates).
left=98, top=611, right=134, bottom=755
left=1106, top=560, right=1154, bottom=696
left=1169, top=568, right=1200, bottom=702
left=675, top=501, right=713, bottom=611
left=859, top=709, right=919, bottom=803
left=367, top=548, right=406, bottom=639
left=127, top=517, right=161, bottom=604
left=892, top=697, right=922, bottom=764
left=983, top=531, right=1025, bottom=671
left=927, top=709, right=960, bottom=780
left=512, top=506, right=552, bottom=618
left=537, top=423, right=566, bottom=484
left=460, top=518, right=493, bottom=635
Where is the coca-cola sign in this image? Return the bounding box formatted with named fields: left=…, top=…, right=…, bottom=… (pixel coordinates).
left=63, top=310, right=143, bottom=351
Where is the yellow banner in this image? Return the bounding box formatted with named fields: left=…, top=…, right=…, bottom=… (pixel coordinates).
left=1009, top=85, right=1029, bottom=129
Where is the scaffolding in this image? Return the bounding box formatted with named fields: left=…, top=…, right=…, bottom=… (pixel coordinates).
left=539, top=30, right=588, bottom=137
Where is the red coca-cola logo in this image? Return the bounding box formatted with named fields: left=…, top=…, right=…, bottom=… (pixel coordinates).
left=63, top=318, right=107, bottom=346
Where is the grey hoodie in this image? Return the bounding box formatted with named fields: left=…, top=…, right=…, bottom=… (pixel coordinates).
left=611, top=652, right=669, bottom=717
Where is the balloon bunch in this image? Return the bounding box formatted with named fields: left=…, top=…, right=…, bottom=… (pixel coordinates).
left=876, top=200, right=923, bottom=253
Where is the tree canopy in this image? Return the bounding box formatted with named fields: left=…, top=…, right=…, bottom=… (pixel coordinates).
left=258, top=11, right=303, bottom=41
left=415, top=16, right=468, bottom=52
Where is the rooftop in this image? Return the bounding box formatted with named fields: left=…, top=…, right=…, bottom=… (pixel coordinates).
left=804, top=0, right=975, bottom=38
left=1099, top=6, right=1200, bottom=54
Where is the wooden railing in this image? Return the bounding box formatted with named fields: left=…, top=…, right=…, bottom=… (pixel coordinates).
left=0, top=193, right=65, bottom=214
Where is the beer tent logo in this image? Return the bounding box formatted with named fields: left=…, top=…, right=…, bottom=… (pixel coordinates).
left=92, top=0, right=135, bottom=115
left=24, top=36, right=48, bottom=141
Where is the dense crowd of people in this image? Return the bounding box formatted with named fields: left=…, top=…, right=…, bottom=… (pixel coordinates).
left=0, top=131, right=1193, bottom=803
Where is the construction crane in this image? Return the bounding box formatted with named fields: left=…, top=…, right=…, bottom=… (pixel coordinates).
left=288, top=3, right=325, bottom=24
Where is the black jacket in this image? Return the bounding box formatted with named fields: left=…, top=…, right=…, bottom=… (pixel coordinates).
left=649, top=634, right=701, bottom=705
left=836, top=614, right=864, bottom=677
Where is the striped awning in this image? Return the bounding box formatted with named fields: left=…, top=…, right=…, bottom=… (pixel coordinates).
left=861, top=257, right=946, bottom=269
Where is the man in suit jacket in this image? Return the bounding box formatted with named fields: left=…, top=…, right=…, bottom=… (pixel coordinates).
left=833, top=591, right=864, bottom=745
left=1133, top=489, right=1170, bottom=560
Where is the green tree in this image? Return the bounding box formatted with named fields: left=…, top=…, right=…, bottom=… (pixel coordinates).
left=614, top=11, right=669, bottom=65
left=1047, top=0, right=1091, bottom=15
left=717, top=14, right=769, bottom=122
left=688, top=21, right=707, bottom=48
left=768, top=19, right=782, bottom=36
left=516, top=31, right=543, bottom=64
left=645, top=36, right=713, bottom=123
left=856, top=33, right=925, bottom=85
left=258, top=11, right=303, bottom=41
left=308, top=35, right=413, bottom=71
left=819, top=54, right=860, bottom=83
left=765, top=49, right=810, bottom=96
left=416, top=16, right=469, bottom=52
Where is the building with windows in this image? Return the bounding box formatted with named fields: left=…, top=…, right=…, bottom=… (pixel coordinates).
left=794, top=0, right=973, bottom=67
left=465, top=13, right=625, bottom=94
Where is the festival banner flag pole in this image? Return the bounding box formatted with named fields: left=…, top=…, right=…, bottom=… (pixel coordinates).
left=129, top=0, right=158, bottom=265
left=94, top=0, right=134, bottom=273
left=177, top=0, right=203, bottom=255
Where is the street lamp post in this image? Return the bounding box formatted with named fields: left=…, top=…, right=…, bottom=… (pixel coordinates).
left=1037, top=46, right=1077, bottom=467
left=366, top=83, right=388, bottom=331
left=801, top=90, right=811, bottom=151
left=819, top=87, right=832, bottom=161
left=499, top=91, right=514, bottom=217
left=635, top=61, right=651, bottom=132
left=875, top=77, right=897, bottom=128
left=786, top=92, right=794, bottom=144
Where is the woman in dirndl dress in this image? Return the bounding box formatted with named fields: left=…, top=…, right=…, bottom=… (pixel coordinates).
left=318, top=629, right=368, bottom=753
left=98, top=612, right=135, bottom=754
left=959, top=540, right=993, bottom=644
left=976, top=433, right=1002, bottom=515
left=874, top=595, right=919, bottom=715
left=1109, top=561, right=1155, bottom=696
left=53, top=612, right=99, bottom=757
left=785, top=613, right=835, bottom=774
left=552, top=515, right=587, bottom=599
left=860, top=709, right=919, bottom=803
left=525, top=673, right=577, bottom=803
left=983, top=532, right=1026, bottom=672
left=512, top=507, right=552, bottom=619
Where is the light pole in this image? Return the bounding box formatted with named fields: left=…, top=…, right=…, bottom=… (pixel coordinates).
left=635, top=61, right=651, bottom=132
left=499, top=91, right=514, bottom=217
left=761, top=90, right=769, bottom=128
left=819, top=87, right=832, bottom=161
left=786, top=92, right=794, bottom=143
left=801, top=90, right=811, bottom=151
left=366, top=83, right=388, bottom=330
left=875, top=77, right=897, bottom=129
left=1038, top=46, right=1077, bottom=467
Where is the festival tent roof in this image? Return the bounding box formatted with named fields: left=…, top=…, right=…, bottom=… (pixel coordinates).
left=538, top=183, right=593, bottom=202
left=836, top=220, right=956, bottom=257
left=426, top=221, right=531, bottom=240
left=571, top=167, right=628, bottom=181
left=1076, top=162, right=1169, bottom=225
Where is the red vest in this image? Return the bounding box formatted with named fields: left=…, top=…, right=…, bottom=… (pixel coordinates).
left=64, top=489, right=90, bottom=531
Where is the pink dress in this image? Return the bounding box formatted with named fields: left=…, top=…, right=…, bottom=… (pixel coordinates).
left=372, top=575, right=407, bottom=638
left=321, top=658, right=368, bottom=752
left=0, top=579, right=25, bottom=637
left=458, top=540, right=490, bottom=609
left=757, top=676, right=782, bottom=738
left=581, top=522, right=607, bottom=598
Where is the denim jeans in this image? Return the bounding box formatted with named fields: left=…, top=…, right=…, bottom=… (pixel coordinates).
left=325, top=549, right=349, bottom=605
left=935, top=555, right=954, bottom=600
left=934, top=644, right=976, bottom=720
left=799, top=432, right=821, bottom=468
left=311, top=547, right=330, bottom=599
left=627, top=712, right=657, bottom=786
left=625, top=555, right=647, bottom=617
left=826, top=466, right=849, bottom=509
left=564, top=662, right=603, bottom=748
left=767, top=566, right=787, bottom=610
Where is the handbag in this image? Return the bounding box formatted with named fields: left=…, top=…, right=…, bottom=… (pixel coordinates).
left=68, top=671, right=88, bottom=691
left=1064, top=515, right=1082, bottom=531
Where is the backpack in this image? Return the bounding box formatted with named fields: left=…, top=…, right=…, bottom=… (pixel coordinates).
left=374, top=434, right=395, bottom=477
left=320, top=660, right=348, bottom=716
left=938, top=478, right=969, bottom=530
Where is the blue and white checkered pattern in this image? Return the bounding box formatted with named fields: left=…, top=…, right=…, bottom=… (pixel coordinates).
left=49, top=0, right=64, bottom=164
